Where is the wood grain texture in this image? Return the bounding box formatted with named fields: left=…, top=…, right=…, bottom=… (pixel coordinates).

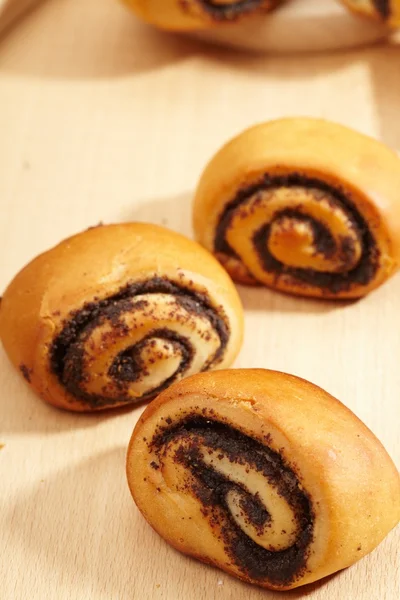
left=0, top=1, right=399, bottom=599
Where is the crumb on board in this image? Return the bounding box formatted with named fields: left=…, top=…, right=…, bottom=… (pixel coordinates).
left=156, top=584, right=161, bottom=589
left=0, top=443, right=5, bottom=450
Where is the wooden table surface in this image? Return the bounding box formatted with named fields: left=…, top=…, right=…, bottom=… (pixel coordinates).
left=0, top=1, right=399, bottom=599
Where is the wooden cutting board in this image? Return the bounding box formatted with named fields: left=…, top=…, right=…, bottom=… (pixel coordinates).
left=0, top=1, right=399, bottom=599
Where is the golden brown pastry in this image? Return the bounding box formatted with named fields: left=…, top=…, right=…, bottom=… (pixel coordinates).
left=341, top=0, right=400, bottom=27
left=193, top=118, right=400, bottom=299
left=127, top=369, right=400, bottom=590
left=121, top=0, right=283, bottom=31
left=0, top=223, right=243, bottom=412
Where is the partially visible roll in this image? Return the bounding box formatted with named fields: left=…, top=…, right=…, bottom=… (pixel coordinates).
left=127, top=369, right=400, bottom=590
left=189, top=0, right=390, bottom=54
left=121, top=0, right=282, bottom=31
left=341, top=0, right=400, bottom=27
left=0, top=223, right=243, bottom=412
left=193, top=118, right=400, bottom=299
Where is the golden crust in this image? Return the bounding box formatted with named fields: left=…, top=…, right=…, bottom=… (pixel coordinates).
left=341, top=0, right=400, bottom=27
left=127, top=369, right=400, bottom=590
left=121, top=0, right=281, bottom=31
left=0, top=223, right=243, bottom=412
left=193, top=118, right=400, bottom=299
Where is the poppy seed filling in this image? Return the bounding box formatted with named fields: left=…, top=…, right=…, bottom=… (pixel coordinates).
left=152, top=418, right=314, bottom=586
left=214, top=173, right=380, bottom=293
left=49, top=277, right=229, bottom=407
left=191, top=0, right=265, bottom=20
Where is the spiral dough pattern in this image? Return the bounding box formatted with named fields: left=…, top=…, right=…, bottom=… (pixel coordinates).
left=150, top=417, right=313, bottom=586
left=50, top=278, right=229, bottom=408
left=215, top=173, right=380, bottom=294
left=0, top=223, right=243, bottom=412
left=193, top=119, right=400, bottom=298
left=127, top=370, right=400, bottom=590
